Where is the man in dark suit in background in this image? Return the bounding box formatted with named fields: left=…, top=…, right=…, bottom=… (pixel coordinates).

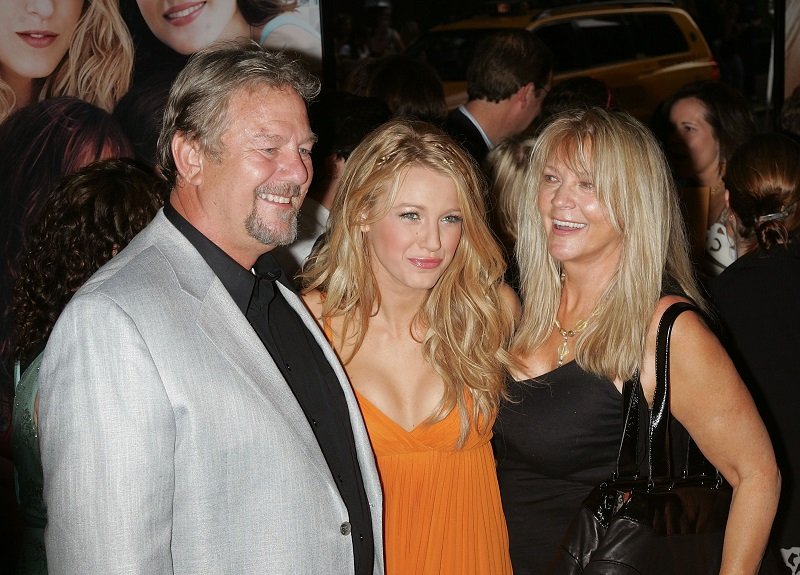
left=445, top=29, right=554, bottom=167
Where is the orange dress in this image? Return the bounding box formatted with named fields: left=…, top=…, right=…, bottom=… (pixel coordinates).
left=355, top=391, right=512, bottom=575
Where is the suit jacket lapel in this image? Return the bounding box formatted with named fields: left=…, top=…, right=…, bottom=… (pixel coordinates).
left=277, top=283, right=383, bottom=498
left=195, top=269, right=336, bottom=484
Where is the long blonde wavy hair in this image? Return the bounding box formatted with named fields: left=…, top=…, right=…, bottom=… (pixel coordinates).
left=0, top=0, right=133, bottom=121
left=512, top=108, right=707, bottom=381
left=301, top=119, right=516, bottom=445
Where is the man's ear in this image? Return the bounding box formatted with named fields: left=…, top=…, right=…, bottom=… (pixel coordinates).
left=172, top=132, right=204, bottom=186
left=516, top=82, right=536, bottom=103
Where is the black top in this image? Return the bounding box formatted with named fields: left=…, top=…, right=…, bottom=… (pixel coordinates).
left=711, top=240, right=800, bottom=549
left=164, top=203, right=374, bottom=574
left=492, top=361, right=622, bottom=575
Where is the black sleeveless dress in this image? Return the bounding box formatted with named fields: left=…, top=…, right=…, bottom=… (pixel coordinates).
left=493, top=361, right=623, bottom=575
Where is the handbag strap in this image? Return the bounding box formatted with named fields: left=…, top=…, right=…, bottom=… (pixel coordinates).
left=649, top=301, right=699, bottom=483
left=615, top=376, right=641, bottom=480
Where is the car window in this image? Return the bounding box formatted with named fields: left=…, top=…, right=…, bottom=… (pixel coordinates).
left=534, top=22, right=585, bottom=73
left=535, top=12, right=691, bottom=72
left=574, top=15, right=635, bottom=67
left=632, top=13, right=690, bottom=57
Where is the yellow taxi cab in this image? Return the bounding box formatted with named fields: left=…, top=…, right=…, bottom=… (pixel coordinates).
left=406, top=0, right=719, bottom=121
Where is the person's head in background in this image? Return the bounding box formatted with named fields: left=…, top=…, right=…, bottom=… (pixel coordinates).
left=652, top=79, right=755, bottom=189
left=11, top=158, right=165, bottom=369
left=342, top=56, right=383, bottom=97
left=307, top=90, right=391, bottom=210
left=465, top=29, right=554, bottom=140
left=0, top=0, right=134, bottom=122
left=365, top=54, right=447, bottom=126
left=532, top=76, right=618, bottom=135
left=725, top=132, right=800, bottom=255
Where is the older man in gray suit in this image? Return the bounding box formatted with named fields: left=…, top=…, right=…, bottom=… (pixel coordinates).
left=38, top=39, right=383, bottom=575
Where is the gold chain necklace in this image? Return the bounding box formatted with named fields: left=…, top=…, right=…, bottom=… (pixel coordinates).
left=553, top=316, right=592, bottom=367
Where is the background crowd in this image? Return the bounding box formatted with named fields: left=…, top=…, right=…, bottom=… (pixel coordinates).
left=0, top=0, right=798, bottom=574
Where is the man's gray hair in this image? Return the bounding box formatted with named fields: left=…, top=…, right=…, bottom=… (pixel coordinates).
left=157, top=38, right=321, bottom=187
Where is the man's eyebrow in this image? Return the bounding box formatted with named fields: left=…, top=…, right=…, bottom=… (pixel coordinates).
left=251, top=131, right=283, bottom=144
left=250, top=131, right=318, bottom=146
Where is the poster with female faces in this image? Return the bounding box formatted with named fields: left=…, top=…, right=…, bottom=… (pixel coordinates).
left=1, top=0, right=324, bottom=131
left=133, top=0, right=322, bottom=73
left=0, top=0, right=133, bottom=122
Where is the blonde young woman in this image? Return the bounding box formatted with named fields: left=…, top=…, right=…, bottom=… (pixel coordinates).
left=493, top=108, right=780, bottom=575
left=301, top=119, right=518, bottom=575
left=0, top=0, right=133, bottom=122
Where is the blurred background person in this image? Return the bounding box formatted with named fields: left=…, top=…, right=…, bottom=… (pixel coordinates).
left=342, top=56, right=383, bottom=97
left=711, top=132, right=800, bottom=571
left=11, top=158, right=164, bottom=575
left=651, top=79, right=756, bottom=278
left=399, top=19, right=420, bottom=50
left=0, top=0, right=133, bottom=122
left=364, top=1, right=403, bottom=58
left=494, top=108, right=779, bottom=575
left=531, top=75, right=618, bottom=135
left=444, top=29, right=554, bottom=168
left=271, top=90, right=391, bottom=283
left=301, top=119, right=518, bottom=575
left=364, top=54, right=447, bottom=126
left=484, top=134, right=536, bottom=294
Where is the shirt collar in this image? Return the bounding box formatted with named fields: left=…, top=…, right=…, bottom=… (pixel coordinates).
left=458, top=105, right=494, bottom=150
left=163, top=202, right=255, bottom=314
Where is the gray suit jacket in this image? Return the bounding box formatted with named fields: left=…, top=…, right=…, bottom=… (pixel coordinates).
left=38, top=210, right=384, bottom=575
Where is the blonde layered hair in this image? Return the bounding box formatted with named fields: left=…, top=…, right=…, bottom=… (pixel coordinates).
left=301, top=119, right=515, bottom=444
left=0, top=0, right=133, bottom=121
left=486, top=135, right=536, bottom=247
left=513, top=108, right=706, bottom=381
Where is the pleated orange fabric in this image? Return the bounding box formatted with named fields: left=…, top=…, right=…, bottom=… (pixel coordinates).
left=355, top=390, right=512, bottom=575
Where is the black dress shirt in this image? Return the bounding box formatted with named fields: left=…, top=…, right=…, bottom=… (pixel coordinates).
left=164, top=203, right=374, bottom=574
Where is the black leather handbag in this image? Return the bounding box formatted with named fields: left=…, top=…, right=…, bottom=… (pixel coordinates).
left=546, top=302, right=733, bottom=575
